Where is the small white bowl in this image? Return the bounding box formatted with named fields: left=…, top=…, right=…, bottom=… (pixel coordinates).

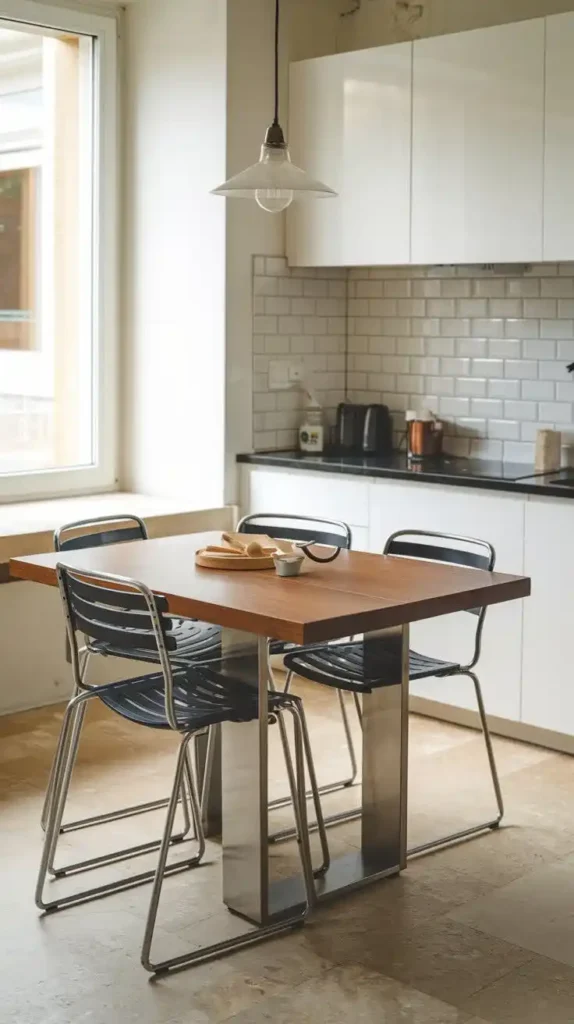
left=273, top=553, right=305, bottom=577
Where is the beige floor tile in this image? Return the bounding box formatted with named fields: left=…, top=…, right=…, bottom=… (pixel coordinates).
left=222, top=963, right=480, bottom=1023
left=447, top=853, right=574, bottom=968
left=461, top=953, right=574, bottom=1024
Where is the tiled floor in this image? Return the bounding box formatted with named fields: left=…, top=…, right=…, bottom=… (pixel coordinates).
left=2, top=679, right=574, bottom=1023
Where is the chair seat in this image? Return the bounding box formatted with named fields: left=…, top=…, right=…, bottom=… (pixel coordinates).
left=100, top=664, right=288, bottom=732
left=283, top=642, right=460, bottom=694
left=88, top=618, right=221, bottom=665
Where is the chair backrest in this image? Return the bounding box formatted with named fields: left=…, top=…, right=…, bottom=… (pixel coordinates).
left=54, top=514, right=148, bottom=553
left=57, top=563, right=180, bottom=730
left=385, top=529, right=496, bottom=669
left=237, top=513, right=352, bottom=563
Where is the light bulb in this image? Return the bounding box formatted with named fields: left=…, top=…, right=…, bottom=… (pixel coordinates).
left=255, top=188, right=293, bottom=214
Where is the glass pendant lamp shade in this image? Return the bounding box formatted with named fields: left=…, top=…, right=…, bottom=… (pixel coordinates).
left=210, top=0, right=337, bottom=213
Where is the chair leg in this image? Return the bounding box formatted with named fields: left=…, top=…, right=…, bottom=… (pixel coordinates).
left=36, top=693, right=204, bottom=912
left=407, top=670, right=505, bottom=858
left=141, top=718, right=313, bottom=976
left=41, top=649, right=91, bottom=831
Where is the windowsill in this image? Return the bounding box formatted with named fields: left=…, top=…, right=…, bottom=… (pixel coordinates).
left=0, top=491, right=235, bottom=577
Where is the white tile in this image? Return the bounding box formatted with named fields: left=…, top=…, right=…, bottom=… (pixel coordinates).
left=369, top=372, right=398, bottom=392
left=303, top=316, right=328, bottom=335
left=398, top=298, right=426, bottom=317
left=384, top=279, right=411, bottom=298
left=382, top=317, right=412, bottom=337
left=329, top=280, right=347, bottom=298
left=317, top=298, right=345, bottom=317
left=473, top=279, right=506, bottom=298
left=488, top=419, right=520, bottom=440
left=457, top=416, right=486, bottom=435
left=488, top=339, right=521, bottom=358
left=327, top=354, right=345, bottom=371
left=387, top=393, right=410, bottom=412
left=397, top=373, right=424, bottom=393
left=254, top=430, right=277, bottom=449
left=349, top=298, right=369, bottom=316
left=538, top=361, right=570, bottom=381
left=504, top=318, right=540, bottom=339
left=278, top=315, right=302, bottom=335
left=440, top=278, right=472, bottom=297
left=369, top=337, right=397, bottom=355
left=526, top=262, right=558, bottom=276
left=440, top=318, right=470, bottom=337
left=254, top=275, right=280, bottom=296
left=348, top=335, right=368, bottom=353
left=357, top=280, right=384, bottom=298
left=369, top=298, right=398, bottom=317
left=253, top=255, right=266, bottom=275
left=265, top=256, right=288, bottom=275
left=425, top=376, right=455, bottom=396
left=353, top=354, right=382, bottom=373
left=456, top=377, right=487, bottom=398
left=411, top=356, right=440, bottom=375
left=264, top=335, right=290, bottom=354
left=253, top=373, right=267, bottom=392
left=440, top=396, right=470, bottom=416
left=558, top=340, right=574, bottom=360
left=382, top=355, right=410, bottom=374
left=523, top=298, right=558, bottom=318
left=456, top=298, right=488, bottom=318
left=488, top=379, right=520, bottom=400
left=441, top=357, right=471, bottom=376
left=264, top=410, right=299, bottom=431
left=444, top=436, right=471, bottom=457
left=472, top=359, right=505, bottom=378
left=414, top=394, right=441, bottom=415
left=471, top=398, right=504, bottom=418
left=291, top=298, right=316, bottom=316
left=398, top=337, right=425, bottom=355
left=504, top=400, right=537, bottom=421
left=522, top=380, right=555, bottom=400
left=523, top=339, right=556, bottom=359
left=253, top=297, right=265, bottom=315
left=252, top=412, right=265, bottom=432
left=558, top=300, right=574, bottom=319
left=427, top=298, right=456, bottom=317
left=559, top=262, right=574, bottom=275
left=471, top=319, right=504, bottom=338
left=347, top=371, right=367, bottom=390
left=254, top=315, right=277, bottom=335
left=412, top=279, right=441, bottom=298
left=521, top=421, right=553, bottom=441
left=328, top=317, right=347, bottom=336
left=506, top=277, right=539, bottom=297
left=304, top=279, right=331, bottom=299
left=540, top=319, right=574, bottom=339
left=539, top=401, right=573, bottom=422
left=541, top=277, right=574, bottom=297
left=277, top=389, right=302, bottom=411
left=504, top=359, right=538, bottom=379
left=470, top=438, right=503, bottom=459
left=427, top=338, right=455, bottom=356
left=254, top=391, right=277, bottom=412
left=411, top=318, right=441, bottom=336
left=503, top=441, right=535, bottom=461
left=556, top=382, right=574, bottom=401
left=265, top=297, right=291, bottom=316
left=489, top=298, right=523, bottom=318
left=456, top=338, right=487, bottom=358
left=279, top=277, right=304, bottom=297
left=354, top=317, right=382, bottom=337
left=276, top=428, right=298, bottom=448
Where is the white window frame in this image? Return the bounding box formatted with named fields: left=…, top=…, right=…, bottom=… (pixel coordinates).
left=0, top=0, right=117, bottom=501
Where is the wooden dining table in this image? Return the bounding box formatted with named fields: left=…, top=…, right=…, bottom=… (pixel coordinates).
left=10, top=530, right=530, bottom=927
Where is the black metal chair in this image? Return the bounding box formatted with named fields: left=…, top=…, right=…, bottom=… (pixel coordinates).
left=38, top=564, right=320, bottom=973
left=41, top=514, right=220, bottom=871
left=283, top=529, right=505, bottom=857
left=237, top=513, right=361, bottom=848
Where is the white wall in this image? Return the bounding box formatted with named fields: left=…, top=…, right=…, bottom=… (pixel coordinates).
left=338, top=0, right=574, bottom=50
left=122, top=0, right=227, bottom=507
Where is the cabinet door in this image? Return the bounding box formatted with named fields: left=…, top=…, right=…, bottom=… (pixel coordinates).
left=369, top=481, right=525, bottom=721
left=544, top=13, right=574, bottom=261
left=287, top=44, right=412, bottom=268
left=522, top=498, right=574, bottom=735
left=412, top=20, right=544, bottom=265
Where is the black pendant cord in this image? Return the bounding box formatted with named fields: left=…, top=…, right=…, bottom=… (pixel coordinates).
left=273, top=0, right=280, bottom=126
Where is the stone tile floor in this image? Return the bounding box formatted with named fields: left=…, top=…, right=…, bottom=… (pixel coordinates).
left=2, top=678, right=574, bottom=1023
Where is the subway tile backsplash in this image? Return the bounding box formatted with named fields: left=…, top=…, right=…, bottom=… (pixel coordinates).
left=253, top=258, right=574, bottom=462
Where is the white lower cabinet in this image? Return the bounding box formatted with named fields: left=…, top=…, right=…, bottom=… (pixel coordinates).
left=522, top=498, right=574, bottom=735
left=369, top=480, right=524, bottom=722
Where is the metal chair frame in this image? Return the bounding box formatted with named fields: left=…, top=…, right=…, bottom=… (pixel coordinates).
left=279, top=529, right=504, bottom=858
left=38, top=565, right=320, bottom=974
left=237, top=513, right=361, bottom=835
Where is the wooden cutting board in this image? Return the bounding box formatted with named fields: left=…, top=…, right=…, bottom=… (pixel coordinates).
left=195, top=549, right=276, bottom=571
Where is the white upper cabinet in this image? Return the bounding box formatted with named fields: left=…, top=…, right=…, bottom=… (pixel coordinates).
left=544, top=13, right=574, bottom=261
left=411, top=19, right=545, bottom=265
left=287, top=43, right=412, bottom=268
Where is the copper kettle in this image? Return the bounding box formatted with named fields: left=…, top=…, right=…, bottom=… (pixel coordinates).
left=406, top=411, right=444, bottom=460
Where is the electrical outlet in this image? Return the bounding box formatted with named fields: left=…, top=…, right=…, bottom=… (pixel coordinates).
left=289, top=363, right=304, bottom=383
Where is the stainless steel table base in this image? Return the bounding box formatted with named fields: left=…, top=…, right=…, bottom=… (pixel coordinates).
left=221, top=625, right=409, bottom=927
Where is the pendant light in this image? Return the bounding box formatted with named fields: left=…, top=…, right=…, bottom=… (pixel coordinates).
left=211, top=0, right=337, bottom=213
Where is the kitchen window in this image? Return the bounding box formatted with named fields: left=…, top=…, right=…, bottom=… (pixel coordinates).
left=0, top=0, right=117, bottom=499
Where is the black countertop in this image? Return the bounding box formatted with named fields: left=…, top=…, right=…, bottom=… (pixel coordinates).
left=237, top=450, right=574, bottom=498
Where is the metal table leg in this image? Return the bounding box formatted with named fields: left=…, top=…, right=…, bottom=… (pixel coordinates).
left=220, top=625, right=409, bottom=926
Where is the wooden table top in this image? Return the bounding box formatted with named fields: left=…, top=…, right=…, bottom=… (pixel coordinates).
left=9, top=531, right=530, bottom=645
